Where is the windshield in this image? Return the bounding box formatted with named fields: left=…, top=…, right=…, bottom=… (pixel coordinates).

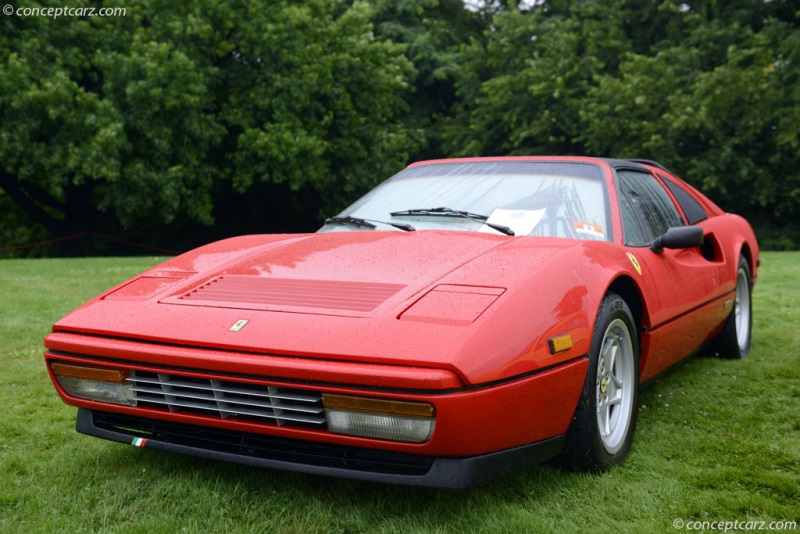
left=319, top=161, right=611, bottom=241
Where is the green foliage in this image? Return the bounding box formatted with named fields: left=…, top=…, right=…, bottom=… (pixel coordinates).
left=0, top=1, right=223, bottom=234
left=444, top=0, right=800, bottom=246
left=224, top=0, right=416, bottom=211
left=1, top=253, right=798, bottom=531
left=366, top=0, right=484, bottom=158
left=1, top=0, right=799, bottom=252
left=582, top=5, right=800, bottom=229
left=445, top=6, right=607, bottom=155
left=0, top=0, right=417, bottom=248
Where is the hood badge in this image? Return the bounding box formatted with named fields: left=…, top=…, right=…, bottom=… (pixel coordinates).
left=229, top=319, right=249, bottom=332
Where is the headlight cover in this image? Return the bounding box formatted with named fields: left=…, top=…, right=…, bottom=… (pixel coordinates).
left=322, top=394, right=435, bottom=443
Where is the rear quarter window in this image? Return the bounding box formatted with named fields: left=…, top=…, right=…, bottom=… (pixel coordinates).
left=659, top=174, right=708, bottom=225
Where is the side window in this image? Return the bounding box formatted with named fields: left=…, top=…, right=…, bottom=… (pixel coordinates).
left=659, top=173, right=708, bottom=224
left=617, top=170, right=684, bottom=246
left=619, top=190, right=648, bottom=246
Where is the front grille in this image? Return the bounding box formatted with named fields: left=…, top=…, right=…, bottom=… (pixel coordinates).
left=93, top=412, right=434, bottom=476
left=128, top=371, right=325, bottom=427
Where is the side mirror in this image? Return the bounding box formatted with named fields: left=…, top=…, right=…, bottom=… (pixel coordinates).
left=650, top=226, right=704, bottom=254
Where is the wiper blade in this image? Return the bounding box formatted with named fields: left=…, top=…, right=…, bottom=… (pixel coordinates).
left=324, top=216, right=414, bottom=232
left=390, top=207, right=485, bottom=219
left=389, top=207, right=514, bottom=236
left=324, top=216, right=376, bottom=229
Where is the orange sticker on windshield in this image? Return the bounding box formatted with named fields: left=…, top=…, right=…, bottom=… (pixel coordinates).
left=574, top=222, right=604, bottom=239
left=626, top=252, right=642, bottom=276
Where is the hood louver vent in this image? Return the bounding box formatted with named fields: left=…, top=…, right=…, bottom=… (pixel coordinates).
left=175, top=276, right=405, bottom=313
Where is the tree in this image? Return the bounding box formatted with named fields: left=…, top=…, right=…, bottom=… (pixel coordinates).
left=0, top=0, right=223, bottom=247
left=581, top=2, right=800, bottom=247
left=2, top=0, right=799, bottom=253
left=357, top=0, right=484, bottom=160
left=443, top=1, right=630, bottom=156
left=0, top=0, right=417, bottom=254
left=443, top=0, right=800, bottom=247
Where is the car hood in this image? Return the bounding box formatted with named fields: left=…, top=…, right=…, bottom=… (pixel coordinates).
left=52, top=231, right=605, bottom=384
left=158, top=230, right=507, bottom=315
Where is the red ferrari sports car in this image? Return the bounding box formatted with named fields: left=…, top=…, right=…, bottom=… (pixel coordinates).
left=45, top=157, right=758, bottom=488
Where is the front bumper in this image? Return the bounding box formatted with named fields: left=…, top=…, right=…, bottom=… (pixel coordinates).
left=46, top=332, right=588, bottom=486
left=78, top=408, right=565, bottom=488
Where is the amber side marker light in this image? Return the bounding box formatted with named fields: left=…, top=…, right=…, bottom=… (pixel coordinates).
left=50, top=362, right=136, bottom=406
left=322, top=394, right=435, bottom=443
left=548, top=333, right=573, bottom=355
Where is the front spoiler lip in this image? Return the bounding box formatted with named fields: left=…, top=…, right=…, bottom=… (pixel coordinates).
left=77, top=409, right=565, bottom=489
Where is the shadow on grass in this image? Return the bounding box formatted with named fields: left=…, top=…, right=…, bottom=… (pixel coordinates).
left=68, top=436, right=593, bottom=520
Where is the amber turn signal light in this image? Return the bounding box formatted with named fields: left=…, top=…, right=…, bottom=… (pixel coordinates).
left=51, top=362, right=130, bottom=383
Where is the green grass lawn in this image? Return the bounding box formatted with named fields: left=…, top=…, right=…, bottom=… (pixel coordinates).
left=1, top=254, right=798, bottom=533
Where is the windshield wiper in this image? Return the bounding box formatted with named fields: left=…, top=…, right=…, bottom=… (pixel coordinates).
left=389, top=207, right=515, bottom=236
left=324, top=216, right=415, bottom=232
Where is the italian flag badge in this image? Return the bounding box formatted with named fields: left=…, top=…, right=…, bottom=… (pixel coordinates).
left=131, top=437, right=148, bottom=447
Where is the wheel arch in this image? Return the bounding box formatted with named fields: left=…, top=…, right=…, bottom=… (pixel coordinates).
left=605, top=275, right=650, bottom=370
left=556, top=277, right=643, bottom=471
left=738, top=242, right=755, bottom=281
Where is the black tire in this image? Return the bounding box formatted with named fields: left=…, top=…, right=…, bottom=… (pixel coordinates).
left=710, top=255, right=752, bottom=359
left=555, top=292, right=640, bottom=471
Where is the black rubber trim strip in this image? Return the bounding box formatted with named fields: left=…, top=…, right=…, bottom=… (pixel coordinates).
left=77, top=408, right=565, bottom=489
left=644, top=288, right=735, bottom=333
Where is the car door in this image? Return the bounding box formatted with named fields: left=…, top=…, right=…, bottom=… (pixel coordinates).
left=616, top=169, right=722, bottom=372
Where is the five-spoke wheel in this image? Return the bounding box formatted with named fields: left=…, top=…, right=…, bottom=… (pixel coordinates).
left=595, top=318, right=636, bottom=455
left=557, top=292, right=639, bottom=471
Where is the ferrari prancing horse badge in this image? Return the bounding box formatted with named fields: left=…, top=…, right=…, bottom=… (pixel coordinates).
left=229, top=319, right=249, bottom=332
left=626, top=252, right=642, bottom=276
